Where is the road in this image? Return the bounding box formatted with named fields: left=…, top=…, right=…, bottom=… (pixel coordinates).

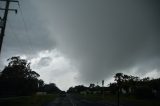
left=45, top=94, right=115, bottom=106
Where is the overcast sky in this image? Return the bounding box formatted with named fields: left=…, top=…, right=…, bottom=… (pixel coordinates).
left=0, top=0, right=160, bottom=90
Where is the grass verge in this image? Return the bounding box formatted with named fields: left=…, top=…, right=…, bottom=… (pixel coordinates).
left=0, top=94, right=57, bottom=106
left=79, top=94, right=160, bottom=106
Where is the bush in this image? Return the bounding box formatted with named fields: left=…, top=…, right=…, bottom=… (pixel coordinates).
left=134, top=86, right=154, bottom=99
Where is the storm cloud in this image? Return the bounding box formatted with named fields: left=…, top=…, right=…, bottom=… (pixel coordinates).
left=34, top=0, right=160, bottom=82
left=1, top=0, right=160, bottom=90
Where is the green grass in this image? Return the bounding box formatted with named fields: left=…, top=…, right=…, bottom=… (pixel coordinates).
left=0, top=94, right=57, bottom=106
left=79, top=94, right=160, bottom=106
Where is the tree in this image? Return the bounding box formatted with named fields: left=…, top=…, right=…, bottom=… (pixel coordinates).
left=123, top=74, right=129, bottom=82
left=38, top=79, right=44, bottom=91
left=67, top=85, right=87, bottom=93
left=0, top=56, right=40, bottom=96
left=1, top=56, right=39, bottom=79
left=43, top=83, right=61, bottom=93
left=89, top=83, right=95, bottom=88
left=114, top=73, right=123, bottom=84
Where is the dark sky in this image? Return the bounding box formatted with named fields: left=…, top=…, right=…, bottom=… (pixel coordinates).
left=0, top=0, right=160, bottom=90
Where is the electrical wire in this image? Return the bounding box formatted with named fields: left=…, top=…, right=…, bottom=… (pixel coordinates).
left=0, top=0, right=34, bottom=56
left=7, top=21, right=21, bottom=49
left=0, top=20, right=21, bottom=59
left=17, top=1, right=34, bottom=53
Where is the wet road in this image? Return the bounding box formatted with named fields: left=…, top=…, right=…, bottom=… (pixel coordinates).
left=45, top=94, right=115, bottom=106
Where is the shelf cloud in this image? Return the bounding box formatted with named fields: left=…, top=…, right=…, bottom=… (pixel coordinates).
left=0, top=0, right=160, bottom=90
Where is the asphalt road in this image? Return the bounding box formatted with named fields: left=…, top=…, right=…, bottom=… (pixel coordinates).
left=45, top=94, right=115, bottom=106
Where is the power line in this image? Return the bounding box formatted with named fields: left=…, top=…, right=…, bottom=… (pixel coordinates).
left=0, top=0, right=35, bottom=57
left=8, top=21, right=21, bottom=47
left=0, top=21, right=21, bottom=58
left=0, top=0, right=10, bottom=54
left=7, top=19, right=33, bottom=55
left=0, top=0, right=19, bottom=55
left=18, top=2, right=34, bottom=53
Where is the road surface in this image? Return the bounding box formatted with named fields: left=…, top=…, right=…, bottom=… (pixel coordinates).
left=44, top=94, right=115, bottom=106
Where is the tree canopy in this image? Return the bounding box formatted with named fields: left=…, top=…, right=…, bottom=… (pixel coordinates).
left=0, top=56, right=40, bottom=96
left=1, top=56, right=40, bottom=79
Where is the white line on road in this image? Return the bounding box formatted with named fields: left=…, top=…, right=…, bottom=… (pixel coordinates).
left=67, top=94, right=76, bottom=106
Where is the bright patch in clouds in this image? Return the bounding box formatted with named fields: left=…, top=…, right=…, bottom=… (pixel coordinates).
left=143, top=69, right=160, bottom=79
left=30, top=49, right=78, bottom=91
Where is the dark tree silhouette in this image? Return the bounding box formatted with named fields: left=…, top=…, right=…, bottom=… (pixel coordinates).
left=1, top=56, right=40, bottom=79
left=38, top=79, right=45, bottom=91
left=0, top=56, right=41, bottom=97
left=67, top=85, right=87, bottom=93
left=43, top=83, right=61, bottom=93
left=110, top=73, right=160, bottom=99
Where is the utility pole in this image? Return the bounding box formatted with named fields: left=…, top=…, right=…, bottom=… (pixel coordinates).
left=102, top=80, right=104, bottom=99
left=0, top=0, right=19, bottom=54
left=117, top=76, right=121, bottom=106
left=117, top=83, right=120, bottom=106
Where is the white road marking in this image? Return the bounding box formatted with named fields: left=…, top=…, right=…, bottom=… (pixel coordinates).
left=67, top=94, right=76, bottom=106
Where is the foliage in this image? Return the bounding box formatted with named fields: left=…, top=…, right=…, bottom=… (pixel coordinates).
left=43, top=83, right=61, bottom=94
left=110, top=73, right=160, bottom=98
left=0, top=56, right=41, bottom=96
left=67, top=85, right=87, bottom=93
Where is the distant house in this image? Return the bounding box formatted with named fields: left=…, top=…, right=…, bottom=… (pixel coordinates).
left=36, top=92, right=47, bottom=95
left=93, top=91, right=101, bottom=94
left=121, top=88, right=127, bottom=94
left=120, top=87, right=133, bottom=94
left=80, top=91, right=87, bottom=95
left=104, top=91, right=111, bottom=95
left=79, top=86, right=112, bottom=95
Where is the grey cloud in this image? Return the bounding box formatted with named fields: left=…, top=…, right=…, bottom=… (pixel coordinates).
left=35, top=0, right=160, bottom=83
left=1, top=0, right=56, bottom=58
left=1, top=0, right=160, bottom=85
left=37, top=57, right=52, bottom=67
